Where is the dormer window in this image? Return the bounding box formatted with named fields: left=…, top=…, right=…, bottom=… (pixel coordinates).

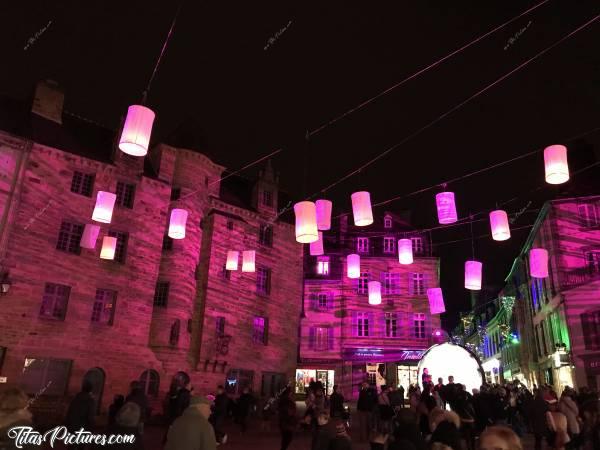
left=317, top=256, right=330, bottom=275
left=384, top=215, right=392, bottom=228
left=261, top=190, right=273, bottom=208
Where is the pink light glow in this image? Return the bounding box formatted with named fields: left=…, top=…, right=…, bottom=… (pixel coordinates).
left=351, top=191, right=373, bottom=226
left=294, top=201, right=319, bottom=243
left=544, top=145, right=569, bottom=185
left=434, top=330, right=442, bottom=337
left=347, top=254, right=360, bottom=279
left=80, top=224, right=100, bottom=249
left=92, top=191, right=116, bottom=224
left=100, top=236, right=117, bottom=260
left=242, top=250, right=256, bottom=272
left=315, top=199, right=332, bottom=231
left=529, top=248, right=549, bottom=278
left=309, top=231, right=324, bottom=255
left=398, top=239, right=413, bottom=264
left=427, top=288, right=446, bottom=314
left=368, top=281, right=381, bottom=305
left=226, top=251, right=239, bottom=270
left=489, top=210, right=511, bottom=241
left=465, top=260, right=482, bottom=290
left=118, top=105, right=155, bottom=156
left=168, top=209, right=188, bottom=239
left=435, top=192, right=458, bottom=224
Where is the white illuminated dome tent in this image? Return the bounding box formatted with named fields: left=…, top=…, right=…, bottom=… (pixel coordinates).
left=417, top=342, right=485, bottom=394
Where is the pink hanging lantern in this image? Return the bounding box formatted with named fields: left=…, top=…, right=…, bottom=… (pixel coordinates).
left=544, top=145, right=569, bottom=185
left=315, top=199, right=333, bottom=231
left=294, top=201, right=319, bottom=243
left=100, top=236, right=117, bottom=260
left=242, top=250, right=256, bottom=272
left=310, top=232, right=324, bottom=256
left=347, top=254, right=360, bottom=279
left=489, top=210, right=511, bottom=241
left=118, top=105, right=156, bottom=156
left=168, top=209, right=188, bottom=239
left=226, top=251, right=239, bottom=271
left=529, top=248, right=549, bottom=278
left=435, top=192, right=458, bottom=224
left=368, top=281, right=382, bottom=305
left=398, top=239, right=413, bottom=264
left=92, top=191, right=116, bottom=224
left=351, top=191, right=374, bottom=226
left=427, top=288, right=446, bottom=314
left=80, top=224, right=100, bottom=249
left=465, top=260, right=482, bottom=290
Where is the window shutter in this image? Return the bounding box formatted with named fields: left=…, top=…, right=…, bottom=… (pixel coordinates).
left=408, top=273, right=414, bottom=296
left=264, top=318, right=269, bottom=345
left=328, top=326, right=334, bottom=350
left=327, top=293, right=334, bottom=310
left=380, top=313, right=387, bottom=338
left=309, top=327, right=316, bottom=349
left=309, top=294, right=317, bottom=311
left=351, top=312, right=358, bottom=337
left=368, top=312, right=375, bottom=337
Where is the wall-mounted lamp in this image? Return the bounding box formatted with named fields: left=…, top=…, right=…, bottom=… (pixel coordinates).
left=0, top=273, right=10, bottom=295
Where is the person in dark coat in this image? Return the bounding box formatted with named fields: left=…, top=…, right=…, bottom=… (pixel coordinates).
left=108, top=395, right=125, bottom=426
left=532, top=388, right=549, bottom=450
left=235, top=387, right=254, bottom=433
left=330, top=420, right=352, bottom=450
left=312, top=412, right=335, bottom=450
left=125, top=381, right=148, bottom=431
left=357, top=382, right=376, bottom=442
left=329, top=385, right=344, bottom=418
left=165, top=396, right=216, bottom=450
left=66, top=380, right=96, bottom=433
left=0, top=388, right=33, bottom=450
left=165, top=379, right=191, bottom=426
left=106, top=401, right=144, bottom=450
left=279, top=389, right=297, bottom=450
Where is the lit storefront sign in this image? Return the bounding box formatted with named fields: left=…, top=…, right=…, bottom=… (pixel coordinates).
left=342, top=348, right=426, bottom=361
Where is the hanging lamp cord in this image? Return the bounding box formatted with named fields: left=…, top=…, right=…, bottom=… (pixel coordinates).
left=470, top=214, right=475, bottom=259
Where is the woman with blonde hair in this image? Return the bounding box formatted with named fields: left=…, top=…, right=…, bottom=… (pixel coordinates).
left=479, top=425, right=523, bottom=450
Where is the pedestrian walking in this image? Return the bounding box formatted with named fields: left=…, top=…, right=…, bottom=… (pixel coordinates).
left=165, top=396, right=216, bottom=450
left=279, top=388, right=297, bottom=450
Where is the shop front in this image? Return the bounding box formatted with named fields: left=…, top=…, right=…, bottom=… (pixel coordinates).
left=296, top=358, right=340, bottom=396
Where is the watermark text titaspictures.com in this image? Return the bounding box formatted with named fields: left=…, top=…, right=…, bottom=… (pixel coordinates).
left=8, top=426, right=135, bottom=449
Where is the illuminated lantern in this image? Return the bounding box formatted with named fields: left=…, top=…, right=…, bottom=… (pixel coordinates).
left=315, top=199, right=332, bottom=231
left=168, top=209, right=188, bottom=239
left=92, top=191, right=116, bottom=224
left=347, top=254, right=360, bottom=279
left=529, top=248, right=549, bottom=278
left=435, top=192, right=458, bottom=224
left=544, top=145, right=569, bottom=185
left=465, top=260, right=482, bottom=290
left=226, top=251, right=239, bottom=271
left=242, top=250, right=256, bottom=272
left=427, top=288, right=446, bottom=314
left=398, top=239, right=413, bottom=264
left=489, top=210, right=511, bottom=241
left=368, top=281, right=382, bottom=305
left=100, top=236, right=117, bottom=260
left=351, top=191, right=373, bottom=226
left=294, top=201, right=319, bottom=243
left=310, top=232, right=324, bottom=256
left=80, top=224, right=100, bottom=249
left=118, top=105, right=155, bottom=156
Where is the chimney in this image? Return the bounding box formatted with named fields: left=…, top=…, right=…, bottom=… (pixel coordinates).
left=31, top=80, right=64, bottom=124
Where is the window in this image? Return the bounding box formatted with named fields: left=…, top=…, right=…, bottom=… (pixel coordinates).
left=227, top=221, right=234, bottom=231
left=253, top=317, right=268, bottom=345
left=115, top=181, right=135, bottom=208
left=154, top=281, right=170, bottom=307
left=357, top=312, right=370, bottom=337
left=226, top=369, right=254, bottom=396
left=257, top=267, right=271, bottom=295
left=108, top=231, right=128, bottom=263
left=358, top=272, right=369, bottom=294
left=70, top=171, right=94, bottom=197
left=91, top=289, right=116, bottom=325
left=581, top=310, right=600, bottom=351
left=21, top=358, right=72, bottom=396
left=530, top=278, right=545, bottom=311
left=411, top=237, right=424, bottom=255
left=221, top=264, right=231, bottom=280
left=385, top=313, right=398, bottom=338
left=261, top=190, right=273, bottom=208
left=384, top=215, right=392, bottom=228
left=162, top=234, right=173, bottom=251
left=40, top=283, right=71, bottom=320
left=317, top=257, right=330, bottom=275
left=56, top=222, right=83, bottom=254
left=318, top=293, right=328, bottom=309
left=170, top=320, right=180, bottom=346
left=216, top=317, right=226, bottom=336
left=413, top=313, right=426, bottom=339
left=259, top=225, right=273, bottom=247
left=410, top=273, right=425, bottom=295
left=357, top=237, right=369, bottom=254
left=585, top=250, right=600, bottom=274
left=140, top=369, right=160, bottom=397
left=170, top=187, right=181, bottom=201
left=382, top=272, right=400, bottom=295
left=315, top=327, right=331, bottom=351
left=579, top=203, right=599, bottom=228
left=383, top=237, right=395, bottom=254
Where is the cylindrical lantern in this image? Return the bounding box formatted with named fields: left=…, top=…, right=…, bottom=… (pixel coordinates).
left=489, top=210, right=511, bottom=241
left=368, top=281, right=382, bottom=305
left=226, top=251, right=239, bottom=271
left=118, top=105, right=156, bottom=156
left=242, top=250, right=256, bottom=272
left=310, top=232, right=324, bottom=256
left=427, top=288, right=446, bottom=314
left=92, top=191, right=117, bottom=224
left=168, top=209, right=188, bottom=239
left=529, top=248, right=549, bottom=278
left=544, top=145, right=569, bottom=185
left=80, top=224, right=100, bottom=249
left=435, top=192, right=458, bottom=224
left=398, top=239, right=414, bottom=264
left=315, top=199, right=333, bottom=231
left=100, top=236, right=117, bottom=260
left=294, top=201, right=319, bottom=243
left=465, top=260, right=482, bottom=290
left=351, top=191, right=374, bottom=227
left=347, top=254, right=360, bottom=279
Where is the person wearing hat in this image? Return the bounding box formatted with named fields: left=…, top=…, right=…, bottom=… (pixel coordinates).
left=165, top=395, right=216, bottom=450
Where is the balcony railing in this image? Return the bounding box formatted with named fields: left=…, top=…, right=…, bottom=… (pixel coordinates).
left=560, top=266, right=600, bottom=290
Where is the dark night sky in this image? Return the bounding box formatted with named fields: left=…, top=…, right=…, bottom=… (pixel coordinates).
left=1, top=1, right=599, bottom=330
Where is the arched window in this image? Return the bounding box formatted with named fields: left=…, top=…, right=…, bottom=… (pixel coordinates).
left=170, top=319, right=180, bottom=346
left=384, top=215, right=392, bottom=228
left=140, top=369, right=160, bottom=397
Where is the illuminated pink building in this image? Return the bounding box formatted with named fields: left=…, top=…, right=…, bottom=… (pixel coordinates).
left=297, top=212, right=442, bottom=399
